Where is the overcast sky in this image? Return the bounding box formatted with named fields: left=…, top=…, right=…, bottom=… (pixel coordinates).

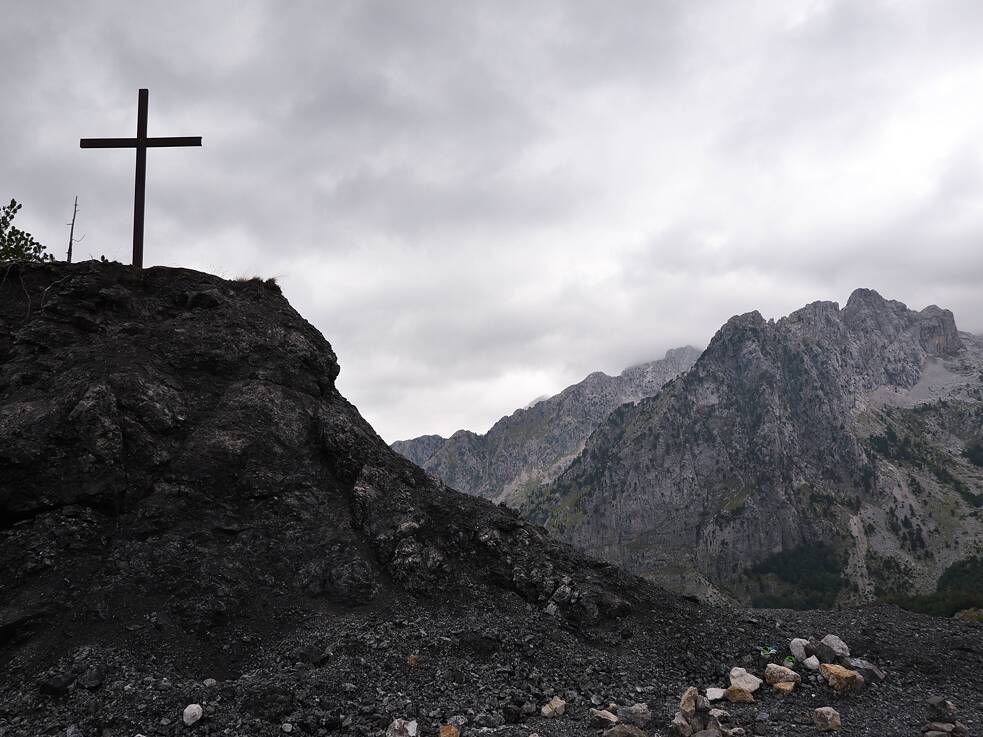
left=3, top=1, right=983, bottom=441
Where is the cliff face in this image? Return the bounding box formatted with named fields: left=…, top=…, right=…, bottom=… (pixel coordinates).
left=0, top=262, right=648, bottom=672
left=525, top=290, right=983, bottom=605
left=393, top=347, right=701, bottom=505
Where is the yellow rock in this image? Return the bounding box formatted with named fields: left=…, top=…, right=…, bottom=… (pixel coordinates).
left=724, top=686, right=754, bottom=704
left=764, top=663, right=801, bottom=684
left=541, top=696, right=566, bottom=718
left=406, top=654, right=420, bottom=667
left=439, top=727, right=460, bottom=737
left=679, top=686, right=699, bottom=718
left=819, top=663, right=863, bottom=692
left=772, top=681, right=795, bottom=696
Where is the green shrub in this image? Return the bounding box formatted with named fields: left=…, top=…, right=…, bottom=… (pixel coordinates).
left=891, top=556, right=983, bottom=617
left=749, top=543, right=844, bottom=609
left=1, top=199, right=53, bottom=263
left=963, top=442, right=983, bottom=468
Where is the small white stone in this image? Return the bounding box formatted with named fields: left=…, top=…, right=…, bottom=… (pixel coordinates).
left=729, top=666, right=763, bottom=693
left=790, top=637, right=809, bottom=661
left=385, top=719, right=418, bottom=737
left=820, top=634, right=850, bottom=658
left=203, top=678, right=218, bottom=688
left=804, top=655, right=821, bottom=670
left=541, top=696, right=567, bottom=718
left=182, top=704, right=203, bottom=726
left=281, top=724, right=293, bottom=733
left=706, top=687, right=726, bottom=701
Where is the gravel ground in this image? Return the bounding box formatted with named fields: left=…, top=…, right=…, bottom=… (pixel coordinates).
left=1, top=593, right=979, bottom=737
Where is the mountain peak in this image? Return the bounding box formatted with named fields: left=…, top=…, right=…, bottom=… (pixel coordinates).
left=845, top=286, right=887, bottom=308
left=532, top=287, right=981, bottom=606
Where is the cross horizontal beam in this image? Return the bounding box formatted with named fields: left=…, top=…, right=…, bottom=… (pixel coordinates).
left=80, top=136, right=202, bottom=149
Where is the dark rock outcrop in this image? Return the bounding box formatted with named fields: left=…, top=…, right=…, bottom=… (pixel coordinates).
left=0, top=261, right=649, bottom=672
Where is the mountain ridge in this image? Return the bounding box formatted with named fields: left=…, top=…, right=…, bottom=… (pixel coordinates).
left=524, top=288, right=983, bottom=605
left=392, top=346, right=701, bottom=504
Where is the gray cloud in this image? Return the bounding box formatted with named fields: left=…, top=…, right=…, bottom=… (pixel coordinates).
left=2, top=0, right=983, bottom=440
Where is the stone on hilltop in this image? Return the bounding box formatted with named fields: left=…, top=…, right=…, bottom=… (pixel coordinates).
left=671, top=686, right=745, bottom=737
left=773, top=681, right=796, bottom=696
left=790, top=638, right=809, bottom=662
left=670, top=712, right=693, bottom=737
left=843, top=657, right=886, bottom=682
left=820, top=634, right=849, bottom=657
left=820, top=663, right=864, bottom=692
left=385, top=719, right=418, bottom=737
left=729, top=667, right=762, bottom=692
left=182, top=704, right=203, bottom=726
left=591, top=709, right=619, bottom=728
left=814, top=707, right=841, bottom=732
left=764, top=663, right=801, bottom=685
left=679, top=687, right=700, bottom=719
left=927, top=696, right=957, bottom=719
left=725, top=686, right=755, bottom=704
left=815, top=634, right=850, bottom=663
left=542, top=696, right=566, bottom=718
left=617, top=702, right=652, bottom=727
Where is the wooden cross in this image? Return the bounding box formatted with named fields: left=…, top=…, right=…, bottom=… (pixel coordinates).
left=81, top=89, right=201, bottom=268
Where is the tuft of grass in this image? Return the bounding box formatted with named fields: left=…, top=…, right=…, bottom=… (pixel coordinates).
left=233, top=275, right=281, bottom=294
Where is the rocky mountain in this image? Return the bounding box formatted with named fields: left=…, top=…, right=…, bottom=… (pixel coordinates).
left=1, top=264, right=981, bottom=736
left=525, top=289, right=983, bottom=607
left=393, top=346, right=701, bottom=505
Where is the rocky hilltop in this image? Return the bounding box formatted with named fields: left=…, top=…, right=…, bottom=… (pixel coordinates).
left=0, top=261, right=649, bottom=652
left=526, top=289, right=983, bottom=606
left=1, top=264, right=980, bottom=737
left=393, top=347, right=700, bottom=505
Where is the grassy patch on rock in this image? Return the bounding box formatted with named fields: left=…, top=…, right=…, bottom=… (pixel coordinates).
left=748, top=543, right=845, bottom=609
left=891, top=555, right=983, bottom=617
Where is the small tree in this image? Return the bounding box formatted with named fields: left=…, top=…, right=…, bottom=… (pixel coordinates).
left=1, top=199, right=54, bottom=263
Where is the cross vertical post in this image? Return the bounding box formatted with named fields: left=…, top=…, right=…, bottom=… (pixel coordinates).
left=133, top=89, right=149, bottom=268
left=80, top=88, right=201, bottom=268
